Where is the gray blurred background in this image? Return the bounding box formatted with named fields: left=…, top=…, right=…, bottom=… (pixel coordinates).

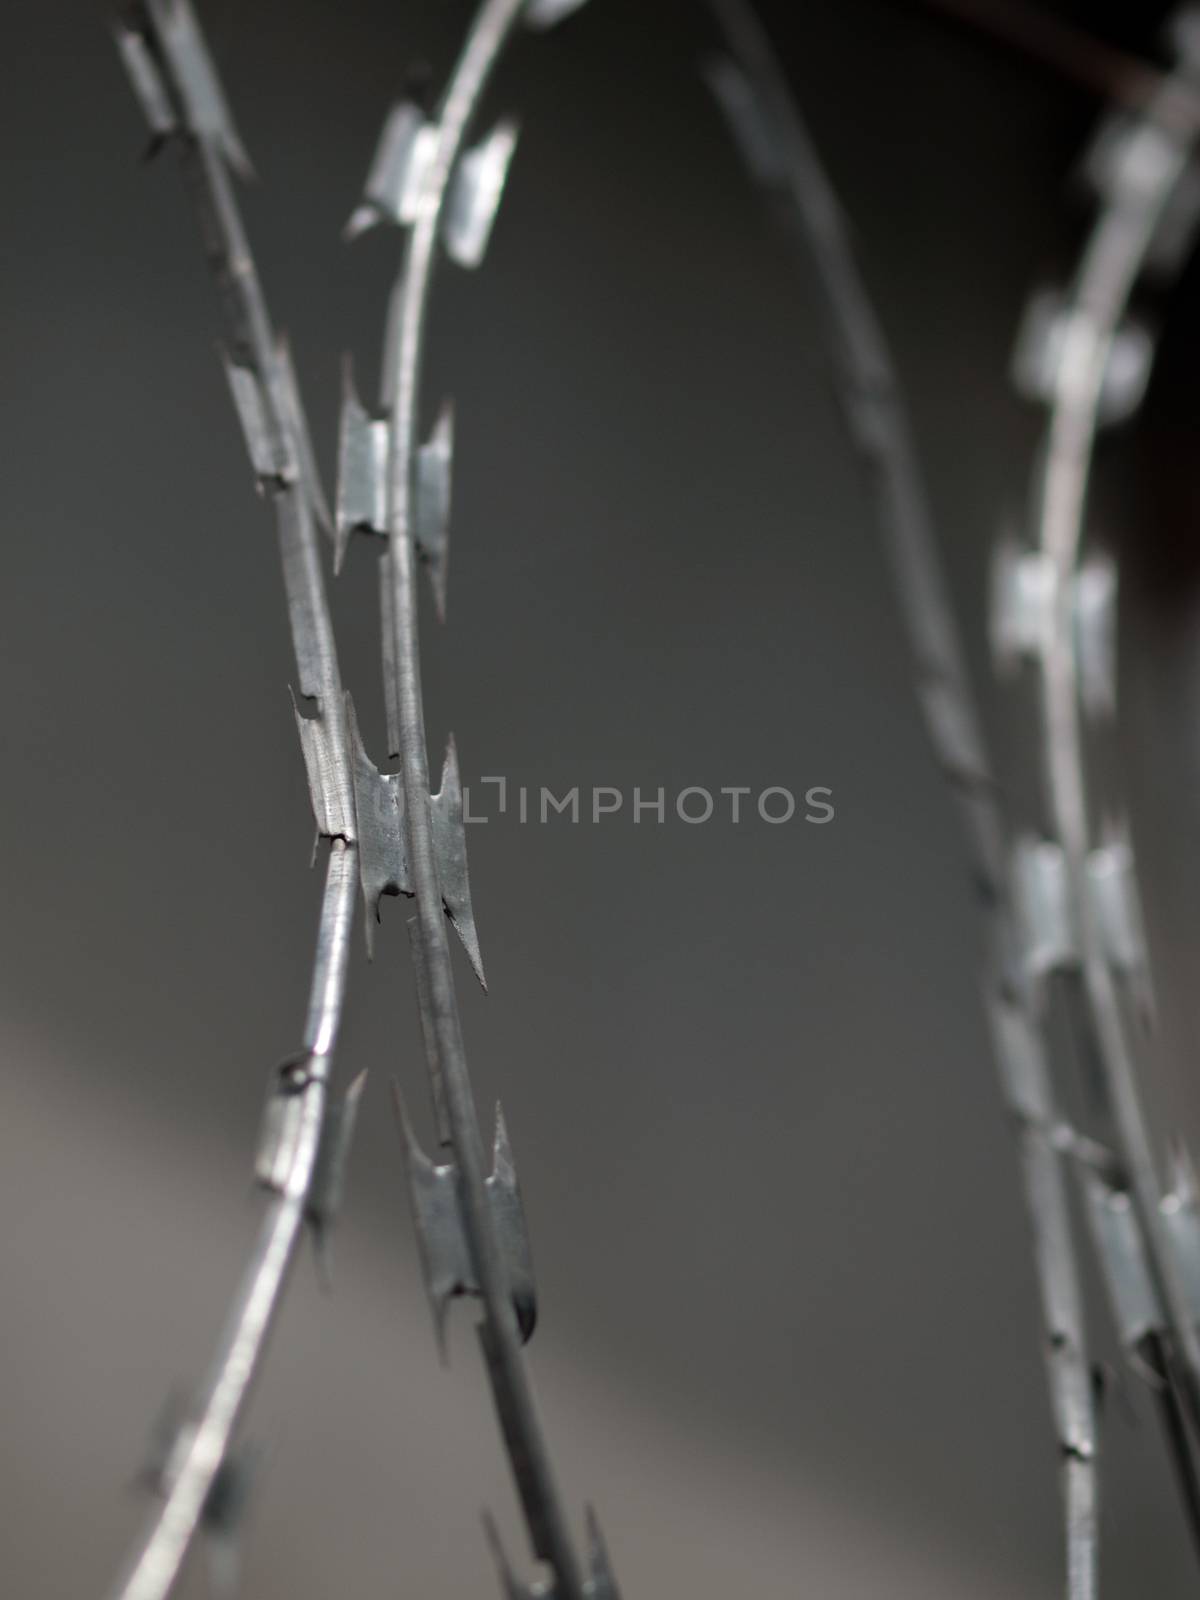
left=5, top=0, right=1200, bottom=1594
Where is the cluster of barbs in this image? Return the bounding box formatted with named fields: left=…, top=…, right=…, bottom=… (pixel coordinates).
left=103, top=0, right=1200, bottom=1597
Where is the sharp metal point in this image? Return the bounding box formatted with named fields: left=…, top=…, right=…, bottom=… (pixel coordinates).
left=582, top=1504, right=619, bottom=1599
left=344, top=694, right=487, bottom=986
left=489, top=1100, right=537, bottom=1342
left=118, top=0, right=254, bottom=178
left=308, top=1068, right=368, bottom=1287
left=344, top=688, right=402, bottom=957
left=443, top=118, right=521, bottom=268
left=334, top=356, right=385, bottom=574
left=482, top=1512, right=527, bottom=1599
left=345, top=100, right=436, bottom=239
left=391, top=1080, right=537, bottom=1354
left=115, top=20, right=176, bottom=150
left=999, top=0, right=1200, bottom=1563
left=1084, top=1177, right=1164, bottom=1351
left=391, top=1079, right=456, bottom=1364
left=433, top=734, right=487, bottom=990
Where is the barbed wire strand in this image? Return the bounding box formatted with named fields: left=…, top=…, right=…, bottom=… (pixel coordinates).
left=1003, top=2, right=1200, bottom=1553
left=107, top=5, right=362, bottom=1597
left=100, top=2, right=1200, bottom=1595
left=701, top=2, right=1101, bottom=1592
left=337, top=0, right=614, bottom=1595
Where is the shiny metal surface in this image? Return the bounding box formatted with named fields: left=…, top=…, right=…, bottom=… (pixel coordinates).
left=1002, top=4, right=1200, bottom=1571
left=340, top=2, right=611, bottom=1596
left=108, top=4, right=360, bottom=1595
left=98, top=3, right=1200, bottom=1595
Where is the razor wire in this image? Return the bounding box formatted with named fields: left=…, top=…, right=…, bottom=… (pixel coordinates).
left=703, top=3, right=1099, bottom=1591
left=706, top=0, right=1200, bottom=1592
left=997, top=0, right=1200, bottom=1558
left=108, top=4, right=363, bottom=1597
left=335, top=1, right=615, bottom=1595
left=99, top=1, right=1200, bottom=1596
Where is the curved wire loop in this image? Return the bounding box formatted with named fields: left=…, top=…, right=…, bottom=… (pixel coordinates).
left=108, top=4, right=361, bottom=1595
